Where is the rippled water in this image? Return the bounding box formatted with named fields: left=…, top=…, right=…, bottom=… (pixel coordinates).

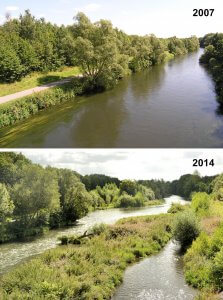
left=0, top=195, right=184, bottom=275
left=112, top=241, right=196, bottom=300
left=0, top=49, right=222, bottom=148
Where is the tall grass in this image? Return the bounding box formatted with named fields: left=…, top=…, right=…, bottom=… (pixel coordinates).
left=0, top=214, right=172, bottom=299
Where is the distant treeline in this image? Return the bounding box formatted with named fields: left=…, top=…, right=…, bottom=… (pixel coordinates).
left=199, top=33, right=223, bottom=104
left=0, top=10, right=199, bottom=90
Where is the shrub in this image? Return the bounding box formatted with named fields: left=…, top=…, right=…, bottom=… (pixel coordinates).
left=191, top=192, right=211, bottom=216
left=90, top=223, right=107, bottom=235
left=172, top=210, right=200, bottom=248
left=0, top=79, right=86, bottom=129
left=168, top=203, right=186, bottom=214
left=0, top=45, right=25, bottom=83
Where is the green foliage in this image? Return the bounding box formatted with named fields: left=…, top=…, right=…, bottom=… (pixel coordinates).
left=57, top=169, right=92, bottom=224
left=0, top=80, right=82, bottom=129
left=184, top=223, right=223, bottom=292
left=90, top=223, right=107, bottom=235
left=172, top=210, right=200, bottom=248
left=0, top=183, right=14, bottom=221
left=170, top=174, right=214, bottom=199
left=0, top=10, right=199, bottom=88
left=212, top=174, right=223, bottom=201
left=199, top=33, right=223, bottom=104
left=0, top=153, right=93, bottom=242
left=81, top=174, right=120, bottom=191
left=191, top=192, right=211, bottom=216
left=0, top=214, right=172, bottom=299
left=167, top=203, right=187, bottom=214
left=138, top=179, right=171, bottom=199
left=0, top=43, right=25, bottom=83
left=120, top=180, right=138, bottom=196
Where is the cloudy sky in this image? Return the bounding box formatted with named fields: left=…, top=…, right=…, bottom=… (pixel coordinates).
left=0, top=0, right=222, bottom=37
left=2, top=149, right=222, bottom=181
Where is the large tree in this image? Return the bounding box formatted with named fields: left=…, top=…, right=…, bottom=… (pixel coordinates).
left=72, top=13, right=129, bottom=90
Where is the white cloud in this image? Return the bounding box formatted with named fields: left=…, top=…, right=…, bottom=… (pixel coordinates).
left=5, top=6, right=19, bottom=12
left=75, top=3, right=101, bottom=13
left=2, top=149, right=222, bottom=182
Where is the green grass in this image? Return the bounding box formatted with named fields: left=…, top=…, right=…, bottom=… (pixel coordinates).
left=0, top=67, right=81, bottom=97
left=0, top=214, right=172, bottom=300
left=183, top=201, right=223, bottom=297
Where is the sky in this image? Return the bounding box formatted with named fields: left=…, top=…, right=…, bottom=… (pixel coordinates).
left=0, top=0, right=222, bottom=37
left=2, top=149, right=223, bottom=181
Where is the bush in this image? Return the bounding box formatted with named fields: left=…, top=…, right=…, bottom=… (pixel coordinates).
left=172, top=210, right=200, bottom=248
left=90, top=223, right=107, bottom=235
left=168, top=203, right=186, bottom=214
left=0, top=45, right=25, bottom=83
left=191, top=192, right=211, bottom=216
left=0, top=79, right=86, bottom=129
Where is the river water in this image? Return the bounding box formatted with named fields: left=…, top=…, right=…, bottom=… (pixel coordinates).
left=0, top=195, right=184, bottom=275
left=0, top=49, right=222, bottom=148
left=113, top=241, right=196, bottom=300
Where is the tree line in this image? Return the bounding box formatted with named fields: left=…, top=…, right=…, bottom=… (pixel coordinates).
left=0, top=10, right=199, bottom=90
left=0, top=153, right=157, bottom=243
left=1, top=152, right=220, bottom=243
left=199, top=33, right=223, bottom=104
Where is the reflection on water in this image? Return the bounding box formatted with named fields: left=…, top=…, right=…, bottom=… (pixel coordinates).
left=113, top=241, right=196, bottom=300
left=0, top=49, right=223, bottom=148
left=0, top=195, right=184, bottom=275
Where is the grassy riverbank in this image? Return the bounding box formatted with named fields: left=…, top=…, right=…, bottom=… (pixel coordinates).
left=96, top=199, right=165, bottom=210
left=0, top=78, right=85, bottom=129
left=0, top=214, right=172, bottom=299
left=0, top=67, right=80, bottom=97
left=183, top=200, right=223, bottom=299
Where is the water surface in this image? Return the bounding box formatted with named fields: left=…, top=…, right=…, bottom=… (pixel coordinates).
left=0, top=49, right=222, bottom=148
left=0, top=195, right=184, bottom=275
left=113, top=241, right=196, bottom=300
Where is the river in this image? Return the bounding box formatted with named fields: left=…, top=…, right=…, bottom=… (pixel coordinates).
left=0, top=49, right=222, bottom=148
left=0, top=196, right=197, bottom=300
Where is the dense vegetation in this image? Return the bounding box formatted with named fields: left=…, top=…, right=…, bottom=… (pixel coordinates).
left=0, top=80, right=80, bottom=128
left=0, top=11, right=199, bottom=89
left=169, top=175, right=223, bottom=299
left=0, top=214, right=172, bottom=299
left=0, top=153, right=162, bottom=243
left=0, top=11, right=199, bottom=129
left=199, top=33, right=223, bottom=105
left=1, top=152, right=223, bottom=298
left=170, top=172, right=215, bottom=199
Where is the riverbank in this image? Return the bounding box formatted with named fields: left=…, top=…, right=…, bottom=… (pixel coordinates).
left=1, top=49, right=221, bottom=148
left=0, top=50, right=200, bottom=131
left=0, top=67, right=80, bottom=97
left=0, top=78, right=85, bottom=129
left=183, top=200, right=223, bottom=299
left=96, top=199, right=165, bottom=210
left=0, top=214, right=173, bottom=299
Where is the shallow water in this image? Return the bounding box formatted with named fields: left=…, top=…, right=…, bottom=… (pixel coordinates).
left=113, top=241, right=196, bottom=300
left=0, top=49, right=222, bottom=148
left=0, top=195, right=184, bottom=275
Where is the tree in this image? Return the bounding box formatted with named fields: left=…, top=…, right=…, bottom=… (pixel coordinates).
left=58, top=169, right=92, bottom=224
left=212, top=174, right=223, bottom=201
left=0, top=183, right=14, bottom=222
left=11, top=165, right=60, bottom=226
left=120, top=180, right=138, bottom=196
left=173, top=210, right=200, bottom=249
left=72, top=13, right=129, bottom=90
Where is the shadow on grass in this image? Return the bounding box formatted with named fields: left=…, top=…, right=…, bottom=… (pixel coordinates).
left=37, top=75, right=62, bottom=85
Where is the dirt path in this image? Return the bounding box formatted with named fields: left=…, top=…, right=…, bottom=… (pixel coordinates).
left=0, top=77, right=73, bottom=105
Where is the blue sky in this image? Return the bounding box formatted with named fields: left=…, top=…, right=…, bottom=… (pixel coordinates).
left=0, top=0, right=222, bottom=37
